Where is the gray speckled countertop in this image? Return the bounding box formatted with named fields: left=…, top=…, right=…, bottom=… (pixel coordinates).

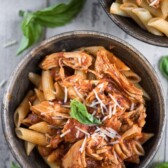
left=0, top=0, right=167, bottom=167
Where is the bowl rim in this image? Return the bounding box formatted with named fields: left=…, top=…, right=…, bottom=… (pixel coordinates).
left=1, top=30, right=166, bottom=168
left=98, top=0, right=168, bottom=47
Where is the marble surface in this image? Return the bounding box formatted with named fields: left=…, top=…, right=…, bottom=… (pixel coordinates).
left=0, top=0, right=167, bottom=167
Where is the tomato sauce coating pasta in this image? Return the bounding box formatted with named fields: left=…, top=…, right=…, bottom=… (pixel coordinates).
left=15, top=46, right=153, bottom=168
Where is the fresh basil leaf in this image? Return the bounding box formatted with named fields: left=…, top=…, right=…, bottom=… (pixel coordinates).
left=17, top=13, right=43, bottom=55
left=159, top=56, right=168, bottom=79
left=16, top=36, right=29, bottom=55
left=70, top=99, right=102, bottom=125
left=34, top=0, right=85, bottom=27
left=17, top=0, right=85, bottom=55
left=11, top=162, right=20, bottom=168
left=155, top=162, right=168, bottom=168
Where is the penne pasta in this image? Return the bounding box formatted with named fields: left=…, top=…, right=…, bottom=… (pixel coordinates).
left=148, top=17, right=168, bottom=37
left=120, top=3, right=146, bottom=29
left=24, top=141, right=36, bottom=156
left=121, top=125, right=141, bottom=140
left=139, top=133, right=154, bottom=144
left=42, top=156, right=60, bottom=168
left=132, top=8, right=163, bottom=36
left=110, top=2, right=130, bottom=17
left=34, top=88, right=45, bottom=102
left=28, top=72, right=41, bottom=88
left=125, top=155, right=140, bottom=164
left=132, top=141, right=145, bottom=156
left=75, top=70, right=87, bottom=79
left=110, top=0, right=168, bottom=37
left=161, top=0, right=168, bottom=18
left=135, top=83, right=151, bottom=100
left=33, top=98, right=40, bottom=105
left=29, top=121, right=55, bottom=135
left=15, top=128, right=48, bottom=146
left=138, top=0, right=163, bottom=17
left=67, top=87, right=79, bottom=100
left=122, top=70, right=141, bottom=83
left=14, top=90, right=34, bottom=127
left=47, top=148, right=64, bottom=163
left=54, top=82, right=64, bottom=100
left=42, top=70, right=56, bottom=101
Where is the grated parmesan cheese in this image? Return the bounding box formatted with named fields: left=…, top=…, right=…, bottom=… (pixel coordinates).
left=106, top=127, right=121, bottom=138
left=112, top=104, right=116, bottom=115
left=102, top=116, right=108, bottom=122
left=94, top=127, right=120, bottom=140
left=64, top=87, right=68, bottom=103
left=79, top=136, right=87, bottom=153
left=97, top=83, right=104, bottom=92
left=74, top=86, right=84, bottom=101
left=93, top=90, right=108, bottom=114
left=52, top=116, right=65, bottom=120
left=108, top=93, right=123, bottom=109
left=113, top=150, right=118, bottom=160
left=109, top=105, right=112, bottom=118
left=81, top=57, right=85, bottom=63
left=92, top=110, right=97, bottom=116
left=87, top=101, right=99, bottom=108
left=41, top=110, right=54, bottom=115
left=0, top=79, right=6, bottom=88
left=62, top=104, right=70, bottom=108
left=3, top=40, right=17, bottom=48
left=48, top=101, right=54, bottom=106
left=78, top=57, right=81, bottom=65
left=130, top=103, right=135, bottom=111
left=109, top=141, right=119, bottom=145
left=149, top=0, right=158, bottom=6
left=76, top=130, right=80, bottom=138
left=75, top=126, right=90, bottom=137
left=101, top=129, right=116, bottom=139
left=60, top=129, right=71, bottom=138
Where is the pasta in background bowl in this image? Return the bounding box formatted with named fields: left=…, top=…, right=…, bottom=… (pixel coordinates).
left=99, top=0, right=168, bottom=47
left=2, top=31, right=165, bottom=168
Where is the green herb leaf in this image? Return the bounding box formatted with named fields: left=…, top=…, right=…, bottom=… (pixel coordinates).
left=155, top=162, right=168, bottom=168
left=34, top=0, right=85, bottom=27
left=70, top=99, right=102, bottom=125
left=11, top=162, right=20, bottom=168
left=17, top=0, right=85, bottom=55
left=159, top=56, right=168, bottom=79
left=17, top=13, right=43, bottom=55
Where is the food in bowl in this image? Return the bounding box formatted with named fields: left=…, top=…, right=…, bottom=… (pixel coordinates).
left=110, top=0, right=168, bottom=37
left=14, top=46, right=154, bottom=168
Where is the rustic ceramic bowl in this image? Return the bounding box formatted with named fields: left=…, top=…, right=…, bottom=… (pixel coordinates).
left=99, top=0, right=168, bottom=47
left=2, top=31, right=165, bottom=168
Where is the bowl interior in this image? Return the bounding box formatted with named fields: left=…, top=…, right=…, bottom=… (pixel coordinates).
left=99, top=0, right=168, bottom=47
left=2, top=32, right=165, bottom=168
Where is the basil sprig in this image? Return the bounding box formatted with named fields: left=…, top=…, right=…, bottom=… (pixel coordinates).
left=17, top=0, right=85, bottom=55
left=11, top=162, right=20, bottom=168
left=155, top=162, right=168, bottom=168
left=70, top=99, right=102, bottom=125
left=159, top=56, right=168, bottom=79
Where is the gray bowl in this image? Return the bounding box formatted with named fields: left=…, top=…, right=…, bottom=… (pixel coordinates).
left=99, top=0, right=168, bottom=47
left=2, top=31, right=166, bottom=168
